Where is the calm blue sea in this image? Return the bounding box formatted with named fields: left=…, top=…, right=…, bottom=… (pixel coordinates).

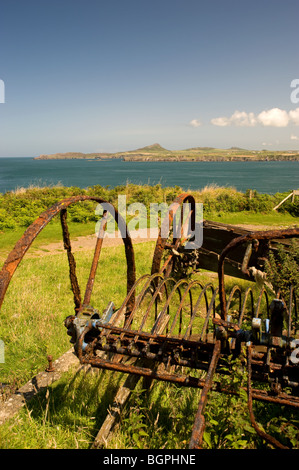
left=0, top=157, right=298, bottom=194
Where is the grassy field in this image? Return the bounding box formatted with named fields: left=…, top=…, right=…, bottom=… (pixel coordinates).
left=0, top=186, right=298, bottom=449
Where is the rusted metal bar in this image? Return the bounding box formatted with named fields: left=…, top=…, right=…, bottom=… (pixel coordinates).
left=60, top=208, right=82, bottom=313
left=77, top=322, right=299, bottom=407
left=189, top=340, right=221, bottom=449
left=83, top=211, right=108, bottom=307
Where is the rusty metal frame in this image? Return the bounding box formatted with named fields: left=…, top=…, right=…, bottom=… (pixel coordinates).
left=1, top=193, right=299, bottom=449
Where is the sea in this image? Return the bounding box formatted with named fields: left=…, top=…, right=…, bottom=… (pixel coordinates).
left=0, top=157, right=298, bottom=195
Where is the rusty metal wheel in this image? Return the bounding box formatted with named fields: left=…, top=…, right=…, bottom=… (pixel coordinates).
left=0, top=196, right=136, bottom=320
left=151, top=193, right=197, bottom=278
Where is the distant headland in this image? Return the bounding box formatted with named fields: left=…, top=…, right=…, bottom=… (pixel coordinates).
left=34, top=143, right=299, bottom=161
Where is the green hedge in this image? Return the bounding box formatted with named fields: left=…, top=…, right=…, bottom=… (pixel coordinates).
left=0, top=184, right=297, bottom=231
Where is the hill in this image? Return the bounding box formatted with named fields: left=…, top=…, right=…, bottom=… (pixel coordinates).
left=34, top=145, right=299, bottom=161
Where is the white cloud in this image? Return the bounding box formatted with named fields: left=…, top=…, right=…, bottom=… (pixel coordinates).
left=291, top=134, right=299, bottom=141
left=189, top=119, right=202, bottom=128
left=257, top=108, right=289, bottom=127
left=210, top=110, right=256, bottom=127
left=230, top=110, right=257, bottom=127
left=210, top=116, right=231, bottom=127
left=211, top=107, right=299, bottom=128
left=289, top=108, right=299, bottom=125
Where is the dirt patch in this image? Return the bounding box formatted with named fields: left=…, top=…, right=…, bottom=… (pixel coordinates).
left=30, top=228, right=159, bottom=257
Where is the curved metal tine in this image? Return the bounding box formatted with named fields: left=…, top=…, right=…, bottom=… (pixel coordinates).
left=199, top=288, right=219, bottom=342
left=226, top=285, right=242, bottom=318
left=96, top=274, right=152, bottom=341
left=179, top=281, right=213, bottom=339
left=150, top=278, right=190, bottom=337
left=119, top=272, right=165, bottom=337
left=182, top=283, right=214, bottom=340
left=132, top=278, right=183, bottom=352
left=136, top=276, right=177, bottom=334
left=98, top=274, right=154, bottom=346
left=185, top=281, right=208, bottom=338
left=255, top=287, right=270, bottom=318
left=166, top=280, right=202, bottom=338
left=153, top=279, right=196, bottom=359
left=60, top=208, right=82, bottom=314
left=238, top=287, right=254, bottom=327
left=83, top=211, right=107, bottom=307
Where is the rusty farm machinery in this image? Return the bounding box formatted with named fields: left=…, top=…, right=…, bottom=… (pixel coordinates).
left=0, top=193, right=298, bottom=449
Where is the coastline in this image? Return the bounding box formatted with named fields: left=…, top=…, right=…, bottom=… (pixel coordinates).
left=33, top=143, right=299, bottom=162
left=34, top=155, right=299, bottom=162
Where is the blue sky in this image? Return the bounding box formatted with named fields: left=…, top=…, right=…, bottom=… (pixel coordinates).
left=0, top=0, right=299, bottom=156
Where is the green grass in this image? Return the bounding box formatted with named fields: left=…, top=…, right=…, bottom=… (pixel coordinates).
left=205, top=210, right=298, bottom=226
left=1, top=355, right=298, bottom=449
left=0, top=367, right=126, bottom=449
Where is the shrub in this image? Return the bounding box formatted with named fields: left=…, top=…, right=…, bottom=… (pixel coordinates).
left=265, top=240, right=299, bottom=305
